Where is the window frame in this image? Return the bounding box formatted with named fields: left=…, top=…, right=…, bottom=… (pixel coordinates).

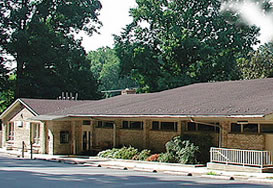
left=60, top=131, right=70, bottom=144
left=31, top=123, right=40, bottom=144
left=122, top=121, right=143, bottom=130
left=186, top=122, right=219, bottom=133
left=8, top=122, right=15, bottom=141
left=151, top=121, right=178, bottom=132
left=97, top=121, right=114, bottom=129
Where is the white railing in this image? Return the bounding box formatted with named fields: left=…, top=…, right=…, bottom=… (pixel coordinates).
left=210, top=147, right=273, bottom=168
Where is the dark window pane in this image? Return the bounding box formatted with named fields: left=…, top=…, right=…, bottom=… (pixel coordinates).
left=187, top=122, right=196, bottom=131
left=243, top=124, right=258, bottom=133
left=104, top=122, right=114, bottom=128
left=261, top=124, right=273, bottom=133
left=97, top=121, right=103, bottom=128
left=83, top=120, right=91, bottom=125
left=122, top=121, right=129, bottom=129
left=60, top=131, right=69, bottom=144
left=198, top=124, right=215, bottom=132
left=161, top=122, right=176, bottom=131
left=130, top=121, right=143, bottom=129
left=231, top=123, right=241, bottom=133
left=152, top=121, right=159, bottom=130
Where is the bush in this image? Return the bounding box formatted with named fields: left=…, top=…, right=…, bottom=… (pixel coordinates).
left=165, top=136, right=199, bottom=164
left=97, top=148, right=119, bottom=158
left=158, top=152, right=176, bottom=163
left=137, top=149, right=151, bottom=161
left=97, top=146, right=139, bottom=160
left=146, top=154, right=160, bottom=161
left=182, top=133, right=214, bottom=163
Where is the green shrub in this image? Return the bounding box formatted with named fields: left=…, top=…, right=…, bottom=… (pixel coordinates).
left=137, top=149, right=151, bottom=161
left=97, top=148, right=119, bottom=158
left=112, top=146, right=139, bottom=160
left=158, top=152, right=176, bottom=163
left=165, top=136, right=199, bottom=164
left=182, top=133, right=215, bottom=163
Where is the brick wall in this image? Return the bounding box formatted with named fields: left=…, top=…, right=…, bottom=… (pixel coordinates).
left=94, top=128, right=113, bottom=149
left=227, top=133, right=265, bottom=150
left=149, top=130, right=179, bottom=152
left=119, top=129, right=144, bottom=149
left=50, top=121, right=72, bottom=155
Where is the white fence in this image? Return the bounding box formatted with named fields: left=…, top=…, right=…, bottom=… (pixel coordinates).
left=210, top=147, right=273, bottom=168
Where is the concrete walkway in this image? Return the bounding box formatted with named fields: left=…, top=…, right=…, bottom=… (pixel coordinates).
left=1, top=148, right=273, bottom=184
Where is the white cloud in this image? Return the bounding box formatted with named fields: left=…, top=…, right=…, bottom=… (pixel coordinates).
left=221, top=0, right=273, bottom=45
left=79, top=0, right=137, bottom=52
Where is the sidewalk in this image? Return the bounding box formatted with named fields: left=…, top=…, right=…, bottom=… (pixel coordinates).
left=1, top=148, right=273, bottom=184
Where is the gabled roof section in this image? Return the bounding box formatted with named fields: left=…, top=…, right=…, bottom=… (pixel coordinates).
left=0, top=98, right=93, bottom=119
left=44, top=78, right=273, bottom=117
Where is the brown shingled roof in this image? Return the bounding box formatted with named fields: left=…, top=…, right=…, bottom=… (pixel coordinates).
left=20, top=98, right=93, bottom=115
left=46, top=78, right=273, bottom=116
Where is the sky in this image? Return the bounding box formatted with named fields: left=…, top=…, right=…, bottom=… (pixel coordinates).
left=81, top=0, right=273, bottom=53
left=78, top=0, right=137, bottom=52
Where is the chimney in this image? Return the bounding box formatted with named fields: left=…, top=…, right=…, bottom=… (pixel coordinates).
left=121, top=88, right=136, bottom=95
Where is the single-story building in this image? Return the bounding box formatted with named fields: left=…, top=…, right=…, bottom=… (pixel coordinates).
left=2, top=78, right=273, bottom=157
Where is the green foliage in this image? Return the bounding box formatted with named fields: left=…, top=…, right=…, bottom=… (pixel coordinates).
left=165, top=136, right=199, bottom=164
left=114, top=0, right=260, bottom=92
left=158, top=152, right=176, bottom=163
left=136, top=149, right=151, bottom=161
left=182, top=133, right=215, bottom=164
left=0, top=0, right=102, bottom=99
left=238, top=42, right=273, bottom=79
left=87, top=47, right=137, bottom=97
left=97, top=146, right=139, bottom=160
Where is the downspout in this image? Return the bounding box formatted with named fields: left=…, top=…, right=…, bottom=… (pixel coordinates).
left=189, top=118, right=222, bottom=147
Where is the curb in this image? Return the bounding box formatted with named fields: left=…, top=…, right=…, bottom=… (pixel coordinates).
left=201, top=175, right=235, bottom=180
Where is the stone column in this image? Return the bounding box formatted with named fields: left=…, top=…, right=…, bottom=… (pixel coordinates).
left=40, top=122, right=46, bottom=154
left=220, top=121, right=230, bottom=148
left=47, top=121, right=54, bottom=155
left=143, top=119, right=150, bottom=148
left=2, top=122, right=7, bottom=148
left=90, top=120, right=96, bottom=148
left=71, top=121, right=76, bottom=154
left=114, top=120, right=122, bottom=147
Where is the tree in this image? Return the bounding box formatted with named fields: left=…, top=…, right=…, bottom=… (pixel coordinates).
left=0, top=0, right=102, bottom=99
left=87, top=47, right=137, bottom=96
left=238, top=42, right=273, bottom=79
left=114, top=0, right=260, bottom=92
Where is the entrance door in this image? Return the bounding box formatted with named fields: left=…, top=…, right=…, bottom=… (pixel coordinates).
left=83, top=131, right=87, bottom=151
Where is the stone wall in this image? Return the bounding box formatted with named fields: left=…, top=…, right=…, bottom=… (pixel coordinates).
left=50, top=121, right=72, bottom=155
left=119, top=129, right=144, bottom=149
left=226, top=133, right=265, bottom=150
left=94, top=128, right=113, bottom=149
left=149, top=130, right=179, bottom=152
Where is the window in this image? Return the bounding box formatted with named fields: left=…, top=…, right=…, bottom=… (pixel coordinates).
left=152, top=121, right=160, bottom=130
left=231, top=123, right=258, bottom=133
left=152, top=121, right=177, bottom=131
left=8, top=122, right=14, bottom=141
left=186, top=122, right=219, bottom=132
left=60, top=131, right=69, bottom=144
left=161, top=122, right=177, bottom=131
left=97, top=121, right=114, bottom=128
left=261, top=124, right=273, bottom=133
left=243, top=124, right=258, bottom=133
left=83, top=120, right=91, bottom=125
left=122, top=121, right=143, bottom=130
left=32, top=123, right=40, bottom=144
left=187, top=122, right=197, bottom=131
